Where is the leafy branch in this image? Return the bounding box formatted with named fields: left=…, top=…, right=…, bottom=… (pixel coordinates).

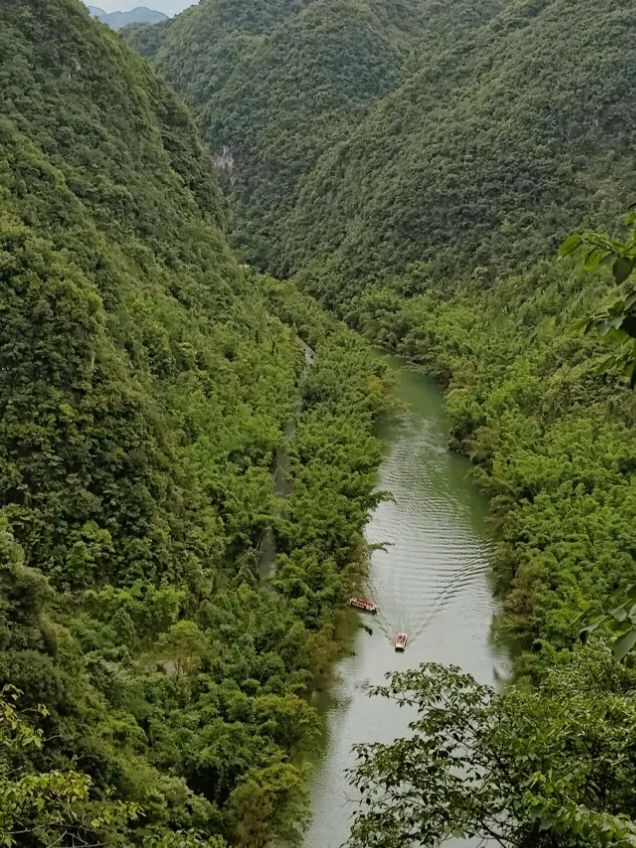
left=0, top=687, right=139, bottom=847
left=560, top=212, right=636, bottom=387
left=579, top=585, right=636, bottom=660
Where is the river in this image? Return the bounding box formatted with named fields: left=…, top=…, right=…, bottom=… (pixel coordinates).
left=304, top=358, right=510, bottom=848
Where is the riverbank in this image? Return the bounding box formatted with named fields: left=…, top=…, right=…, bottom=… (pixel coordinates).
left=303, top=358, right=510, bottom=848
left=352, top=272, right=636, bottom=671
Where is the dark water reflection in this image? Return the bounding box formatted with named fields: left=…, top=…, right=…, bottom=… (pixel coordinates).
left=304, top=359, right=510, bottom=848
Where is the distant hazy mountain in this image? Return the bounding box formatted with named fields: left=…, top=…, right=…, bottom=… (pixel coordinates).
left=88, top=5, right=167, bottom=29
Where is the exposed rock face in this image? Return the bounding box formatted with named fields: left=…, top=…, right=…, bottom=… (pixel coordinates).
left=214, top=144, right=236, bottom=182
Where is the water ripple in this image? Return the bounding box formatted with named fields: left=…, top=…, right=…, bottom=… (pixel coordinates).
left=304, top=364, right=510, bottom=848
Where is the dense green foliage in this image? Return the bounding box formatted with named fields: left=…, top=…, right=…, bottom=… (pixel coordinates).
left=125, top=0, right=510, bottom=274
left=5, top=0, right=636, bottom=844
left=355, top=258, right=636, bottom=663
left=0, top=2, right=390, bottom=844
left=0, top=685, right=139, bottom=846
left=128, top=0, right=635, bottom=296
left=561, top=215, right=636, bottom=386
left=124, top=0, right=636, bottom=842
left=348, top=649, right=636, bottom=848
left=582, top=585, right=636, bottom=662
left=129, top=0, right=636, bottom=664
left=290, top=0, right=636, bottom=303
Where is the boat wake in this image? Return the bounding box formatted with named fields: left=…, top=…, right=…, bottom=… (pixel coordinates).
left=365, top=540, right=494, bottom=648
left=304, top=362, right=510, bottom=848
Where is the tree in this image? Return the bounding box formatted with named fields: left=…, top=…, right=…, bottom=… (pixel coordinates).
left=156, top=620, right=209, bottom=679
left=580, top=584, right=636, bottom=660
left=0, top=687, right=138, bottom=847
left=142, top=830, right=227, bottom=848
left=561, top=213, right=636, bottom=387
left=347, top=650, right=636, bottom=848
left=252, top=692, right=320, bottom=752
left=227, top=757, right=309, bottom=848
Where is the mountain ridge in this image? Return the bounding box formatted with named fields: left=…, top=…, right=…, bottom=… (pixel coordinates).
left=125, top=0, right=636, bottom=298
left=125, top=0, right=509, bottom=273
left=0, top=1, right=388, bottom=843
left=88, top=4, right=168, bottom=29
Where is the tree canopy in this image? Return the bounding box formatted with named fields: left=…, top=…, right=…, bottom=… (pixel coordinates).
left=348, top=649, right=636, bottom=848
left=127, top=0, right=636, bottom=301
left=3, top=0, right=636, bottom=844
left=0, top=2, right=391, bottom=844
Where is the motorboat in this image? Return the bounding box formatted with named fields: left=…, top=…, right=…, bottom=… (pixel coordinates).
left=347, top=597, right=378, bottom=614
left=394, top=632, right=408, bottom=651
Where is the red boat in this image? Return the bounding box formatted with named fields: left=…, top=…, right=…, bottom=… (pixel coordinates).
left=347, top=597, right=378, bottom=614
left=394, top=632, right=408, bottom=652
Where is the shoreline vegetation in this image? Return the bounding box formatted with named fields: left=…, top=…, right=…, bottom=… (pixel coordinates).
left=351, top=260, right=636, bottom=675
left=123, top=0, right=636, bottom=679
left=0, top=4, right=391, bottom=846
left=3, top=0, right=636, bottom=845
left=122, top=0, right=636, bottom=839
left=124, top=0, right=636, bottom=681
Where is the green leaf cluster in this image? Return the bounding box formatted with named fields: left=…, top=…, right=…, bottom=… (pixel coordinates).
left=561, top=214, right=636, bottom=386
left=348, top=649, right=636, bottom=848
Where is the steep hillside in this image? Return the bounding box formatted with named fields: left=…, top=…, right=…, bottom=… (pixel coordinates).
left=290, top=0, right=636, bottom=304
left=124, top=0, right=636, bottom=669
left=89, top=5, right=168, bottom=29
left=121, top=0, right=636, bottom=844
left=127, top=0, right=636, bottom=299
left=0, top=2, right=388, bottom=845
left=126, top=0, right=509, bottom=273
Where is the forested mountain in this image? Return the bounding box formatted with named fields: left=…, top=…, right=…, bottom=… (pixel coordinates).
left=127, top=0, right=636, bottom=639
left=0, top=2, right=389, bottom=845
left=127, top=0, right=636, bottom=293
left=292, top=0, right=636, bottom=303
left=88, top=5, right=168, bottom=29
left=124, top=2, right=636, bottom=842
left=125, top=0, right=509, bottom=273
left=3, top=0, right=636, bottom=845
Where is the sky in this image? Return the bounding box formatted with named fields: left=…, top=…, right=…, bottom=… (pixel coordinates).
left=84, top=0, right=199, bottom=15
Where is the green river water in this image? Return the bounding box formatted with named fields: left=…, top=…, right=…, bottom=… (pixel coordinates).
left=304, top=358, right=510, bottom=847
